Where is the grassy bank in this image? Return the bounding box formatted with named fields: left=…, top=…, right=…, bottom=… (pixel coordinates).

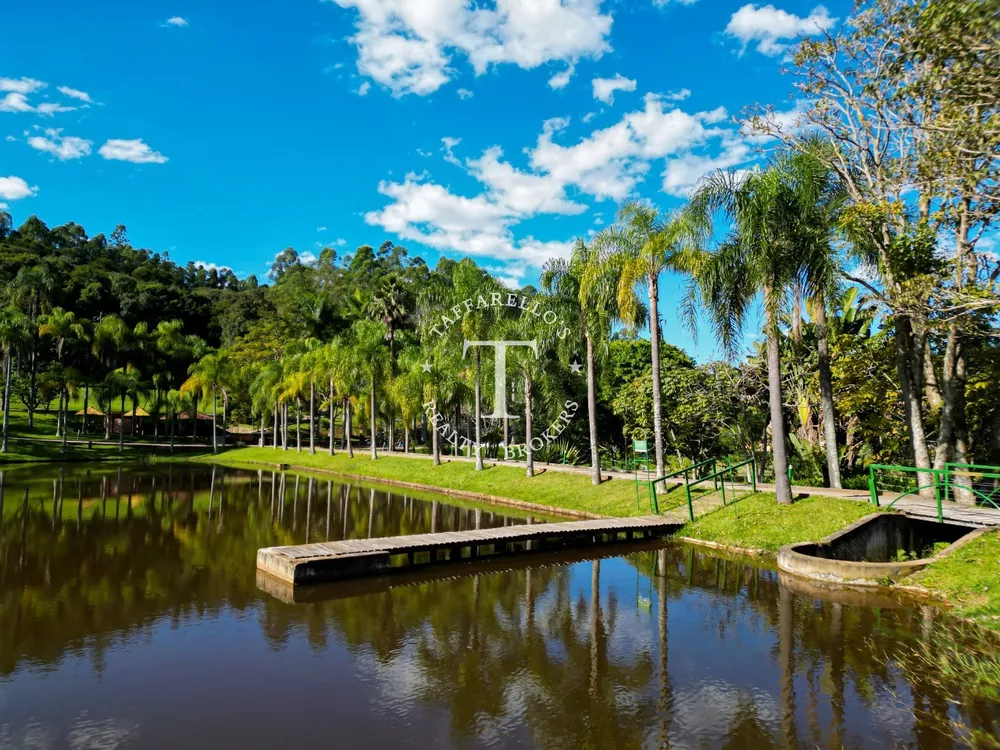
left=912, top=530, right=1000, bottom=630
left=185, top=445, right=698, bottom=518
left=678, top=493, right=879, bottom=553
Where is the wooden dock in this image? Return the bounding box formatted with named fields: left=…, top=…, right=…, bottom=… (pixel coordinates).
left=257, top=515, right=679, bottom=586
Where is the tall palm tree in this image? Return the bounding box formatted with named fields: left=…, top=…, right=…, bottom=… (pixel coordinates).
left=250, top=360, right=282, bottom=449
left=39, top=307, right=86, bottom=440
left=91, top=315, right=130, bottom=439
left=9, top=264, right=54, bottom=428
left=0, top=308, right=30, bottom=453
left=351, top=319, right=388, bottom=460
left=686, top=162, right=811, bottom=504
left=182, top=351, right=233, bottom=454
left=542, top=239, right=630, bottom=486
left=108, top=364, right=141, bottom=453
left=593, top=202, right=701, bottom=478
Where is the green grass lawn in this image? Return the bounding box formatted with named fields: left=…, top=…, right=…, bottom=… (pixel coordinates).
left=678, top=492, right=879, bottom=552
left=912, top=530, right=1000, bottom=630
left=187, top=445, right=701, bottom=518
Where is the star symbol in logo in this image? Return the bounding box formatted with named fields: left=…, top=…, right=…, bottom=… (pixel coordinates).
left=421, top=362, right=433, bottom=373
left=569, top=360, right=583, bottom=374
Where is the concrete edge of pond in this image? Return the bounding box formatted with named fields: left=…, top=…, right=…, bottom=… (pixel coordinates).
left=200, top=457, right=606, bottom=521
left=777, top=512, right=989, bottom=585
left=673, top=536, right=775, bottom=558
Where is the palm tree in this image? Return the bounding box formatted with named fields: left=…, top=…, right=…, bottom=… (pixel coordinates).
left=686, top=162, right=811, bottom=504
left=108, top=364, right=141, bottom=453
left=39, top=307, right=86, bottom=440
left=9, top=264, right=54, bottom=428
left=593, top=202, right=701, bottom=478
left=182, top=351, right=233, bottom=454
left=0, top=308, right=30, bottom=453
left=351, top=319, right=388, bottom=460
left=91, top=315, right=129, bottom=439
left=542, top=239, right=630, bottom=486
left=250, top=360, right=282, bottom=449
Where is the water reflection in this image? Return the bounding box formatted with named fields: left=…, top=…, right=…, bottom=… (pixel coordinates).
left=0, top=463, right=997, bottom=748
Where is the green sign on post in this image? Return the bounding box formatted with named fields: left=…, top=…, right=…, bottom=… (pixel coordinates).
left=633, top=440, right=648, bottom=453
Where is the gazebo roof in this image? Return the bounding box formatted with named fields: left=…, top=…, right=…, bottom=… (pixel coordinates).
left=122, top=407, right=151, bottom=417
left=75, top=406, right=105, bottom=416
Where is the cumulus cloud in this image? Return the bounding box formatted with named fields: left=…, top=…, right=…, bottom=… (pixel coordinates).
left=547, top=63, right=575, bottom=90
left=357, top=80, right=372, bottom=96
left=164, top=16, right=188, bottom=27
left=27, top=129, right=93, bottom=160
left=725, top=4, right=836, bottom=56
left=98, top=138, right=168, bottom=164
left=456, top=87, right=473, bottom=99
left=0, top=176, right=38, bottom=201
left=364, top=92, right=755, bottom=272
left=592, top=73, right=636, bottom=104
left=35, top=102, right=76, bottom=117
left=666, top=88, right=691, bottom=101
left=0, top=77, right=45, bottom=94
left=0, top=93, right=34, bottom=113
left=329, top=0, right=613, bottom=96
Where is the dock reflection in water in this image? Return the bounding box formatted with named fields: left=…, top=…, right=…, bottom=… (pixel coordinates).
left=0, top=462, right=996, bottom=749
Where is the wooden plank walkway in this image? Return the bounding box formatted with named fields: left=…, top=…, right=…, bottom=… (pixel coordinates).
left=257, top=515, right=680, bottom=586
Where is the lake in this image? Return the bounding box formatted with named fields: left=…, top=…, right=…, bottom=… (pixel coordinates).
left=0, top=462, right=996, bottom=748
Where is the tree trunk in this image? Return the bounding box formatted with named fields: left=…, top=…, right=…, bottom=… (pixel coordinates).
left=1, top=352, right=11, bottom=453
left=933, top=323, right=960, bottom=472
left=524, top=372, right=534, bottom=478
left=431, top=401, right=441, bottom=466
left=309, top=381, right=316, bottom=455
left=474, top=348, right=483, bottom=471
left=814, top=297, right=841, bottom=488
left=79, top=383, right=89, bottom=436
left=259, top=414, right=265, bottom=448
left=273, top=403, right=279, bottom=449
left=61, top=388, right=68, bottom=452
left=119, top=391, right=126, bottom=453
left=370, top=379, right=377, bottom=460
left=192, top=394, right=199, bottom=440
left=778, top=583, right=796, bottom=748
left=648, top=274, right=665, bottom=478
left=295, top=399, right=302, bottom=452
left=346, top=398, right=354, bottom=458
left=329, top=378, right=335, bottom=456
left=585, top=330, right=601, bottom=486
left=894, top=316, right=934, bottom=495
left=766, top=307, right=792, bottom=504
left=212, top=390, right=218, bottom=454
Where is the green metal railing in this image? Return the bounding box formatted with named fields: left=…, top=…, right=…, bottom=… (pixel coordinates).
left=649, top=456, right=757, bottom=522
left=868, top=462, right=1000, bottom=523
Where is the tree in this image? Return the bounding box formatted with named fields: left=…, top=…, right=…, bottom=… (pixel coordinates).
left=0, top=308, right=29, bottom=453
left=686, top=162, right=810, bottom=504
left=351, top=320, right=388, bottom=459
left=593, top=202, right=700, bottom=478
left=39, top=307, right=87, bottom=441
left=182, top=352, right=233, bottom=454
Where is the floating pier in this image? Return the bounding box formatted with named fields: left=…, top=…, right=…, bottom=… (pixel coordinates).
left=256, top=515, right=679, bottom=586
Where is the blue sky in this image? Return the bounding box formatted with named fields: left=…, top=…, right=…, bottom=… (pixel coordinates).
left=0, top=0, right=846, bottom=360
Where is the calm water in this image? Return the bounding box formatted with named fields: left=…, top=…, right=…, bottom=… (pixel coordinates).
left=0, top=463, right=997, bottom=749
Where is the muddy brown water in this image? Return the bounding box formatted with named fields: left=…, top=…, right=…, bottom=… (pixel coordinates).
left=0, top=463, right=997, bottom=748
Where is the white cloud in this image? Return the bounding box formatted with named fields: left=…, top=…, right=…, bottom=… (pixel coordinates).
left=316, top=226, right=328, bottom=232
left=725, top=4, right=836, bottom=56
left=582, top=111, right=595, bottom=123
left=547, top=63, right=575, bottom=90
left=654, top=0, right=699, bottom=5
left=3, top=136, right=14, bottom=142
left=0, top=203, right=7, bottom=210
left=0, top=176, right=38, bottom=201
left=0, top=77, right=45, bottom=94
left=57, top=86, right=92, bottom=103
left=456, top=87, right=473, bottom=99
left=592, top=73, right=636, bottom=105
left=164, top=16, right=188, bottom=27
left=336, top=238, right=347, bottom=246
left=0, top=93, right=35, bottom=113
left=329, top=0, right=613, bottom=96
left=35, top=102, right=76, bottom=117
left=193, top=260, right=233, bottom=273
left=441, top=136, right=462, bottom=166
left=666, top=88, right=691, bottom=101
left=27, top=129, right=93, bottom=160
left=363, top=92, right=754, bottom=272
left=357, top=80, right=372, bottom=96
left=98, top=138, right=168, bottom=164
